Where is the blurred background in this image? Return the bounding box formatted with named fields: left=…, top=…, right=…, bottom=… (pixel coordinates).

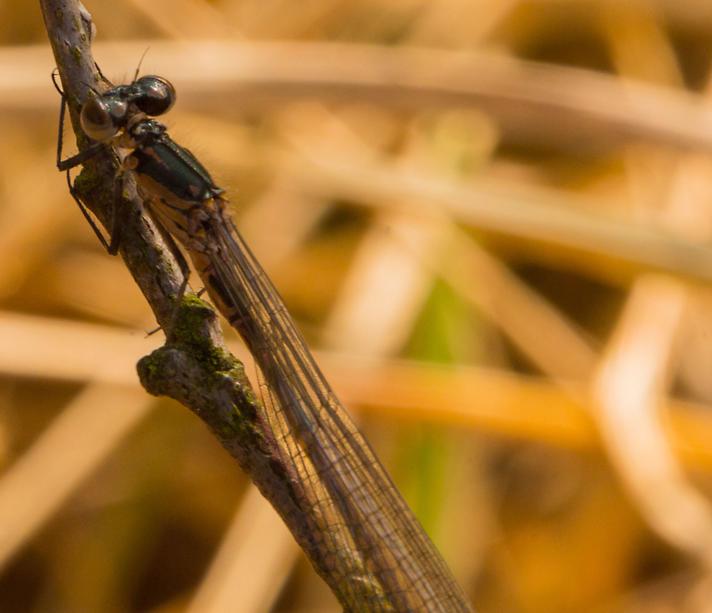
left=3, top=0, right=712, bottom=611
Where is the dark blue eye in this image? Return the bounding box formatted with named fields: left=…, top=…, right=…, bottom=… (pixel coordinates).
left=80, top=93, right=127, bottom=141
left=134, top=75, right=176, bottom=116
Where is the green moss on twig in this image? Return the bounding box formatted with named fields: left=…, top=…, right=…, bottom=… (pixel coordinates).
left=136, top=291, right=262, bottom=444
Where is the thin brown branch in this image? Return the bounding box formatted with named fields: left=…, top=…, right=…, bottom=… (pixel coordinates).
left=38, top=1, right=374, bottom=608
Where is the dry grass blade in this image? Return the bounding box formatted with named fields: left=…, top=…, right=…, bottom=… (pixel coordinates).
left=0, top=383, right=152, bottom=572
left=406, top=220, right=598, bottom=380
left=592, top=277, right=712, bottom=562
left=186, top=485, right=300, bottom=613
left=322, top=210, right=445, bottom=356
left=3, top=310, right=712, bottom=471
left=286, top=153, right=712, bottom=285
left=4, top=41, right=712, bottom=152
left=121, top=0, right=237, bottom=39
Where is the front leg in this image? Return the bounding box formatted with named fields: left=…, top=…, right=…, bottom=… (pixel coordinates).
left=54, top=72, right=122, bottom=255
left=64, top=169, right=118, bottom=254
left=141, top=199, right=201, bottom=338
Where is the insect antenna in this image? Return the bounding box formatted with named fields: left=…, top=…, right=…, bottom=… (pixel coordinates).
left=132, top=47, right=151, bottom=82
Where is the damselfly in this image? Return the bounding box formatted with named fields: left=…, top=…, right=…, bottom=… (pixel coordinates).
left=56, top=72, right=473, bottom=613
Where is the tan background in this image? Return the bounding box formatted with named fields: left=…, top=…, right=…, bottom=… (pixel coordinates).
left=3, top=1, right=712, bottom=611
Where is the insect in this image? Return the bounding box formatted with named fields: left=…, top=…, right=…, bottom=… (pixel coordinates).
left=55, top=70, right=473, bottom=613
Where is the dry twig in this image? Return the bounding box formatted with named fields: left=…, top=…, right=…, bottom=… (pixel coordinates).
left=39, top=1, right=389, bottom=608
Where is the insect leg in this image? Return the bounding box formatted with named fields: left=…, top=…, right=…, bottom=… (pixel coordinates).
left=52, top=70, right=103, bottom=172
left=65, top=171, right=113, bottom=252
left=149, top=208, right=192, bottom=285
left=142, top=206, right=198, bottom=337
left=53, top=70, right=124, bottom=254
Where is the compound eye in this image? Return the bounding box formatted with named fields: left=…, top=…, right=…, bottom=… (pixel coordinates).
left=134, top=75, right=176, bottom=116
left=80, top=95, right=126, bottom=141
